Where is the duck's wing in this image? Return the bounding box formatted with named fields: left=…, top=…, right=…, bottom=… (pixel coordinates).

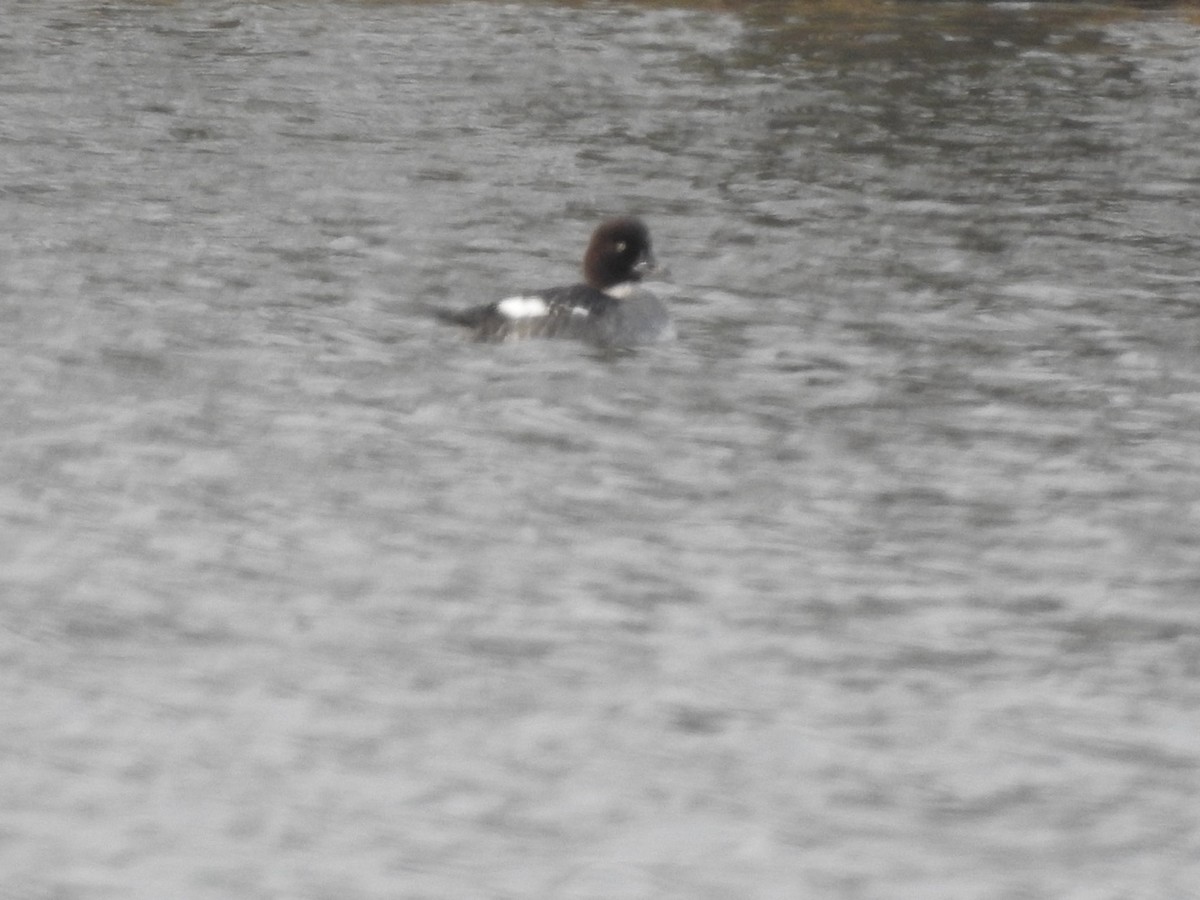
left=435, top=285, right=618, bottom=342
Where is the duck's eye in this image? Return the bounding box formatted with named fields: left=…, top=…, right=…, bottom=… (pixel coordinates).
left=614, top=241, right=627, bottom=253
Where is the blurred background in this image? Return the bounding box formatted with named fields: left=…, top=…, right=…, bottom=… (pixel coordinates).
left=2, top=0, right=1199, bottom=896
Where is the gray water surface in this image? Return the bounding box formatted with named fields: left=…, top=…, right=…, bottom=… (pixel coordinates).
left=3, top=1, right=1200, bottom=897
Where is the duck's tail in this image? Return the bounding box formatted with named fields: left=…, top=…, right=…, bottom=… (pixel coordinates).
left=436, top=304, right=495, bottom=328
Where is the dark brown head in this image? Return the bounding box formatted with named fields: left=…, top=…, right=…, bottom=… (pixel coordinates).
left=581, top=217, right=656, bottom=290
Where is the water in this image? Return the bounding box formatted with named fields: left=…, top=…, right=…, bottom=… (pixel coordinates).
left=3, top=1, right=1200, bottom=896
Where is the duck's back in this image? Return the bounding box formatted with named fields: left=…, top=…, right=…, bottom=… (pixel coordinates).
left=436, top=284, right=616, bottom=342
left=439, top=285, right=673, bottom=347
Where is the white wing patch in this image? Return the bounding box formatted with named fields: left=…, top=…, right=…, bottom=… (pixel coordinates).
left=569, top=306, right=590, bottom=317
left=604, top=282, right=635, bottom=300
left=496, top=295, right=549, bottom=320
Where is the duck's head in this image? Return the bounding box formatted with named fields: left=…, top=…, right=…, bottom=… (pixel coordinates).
left=582, top=217, right=656, bottom=290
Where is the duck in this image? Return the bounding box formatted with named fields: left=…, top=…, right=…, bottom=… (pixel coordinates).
left=435, top=217, right=672, bottom=347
